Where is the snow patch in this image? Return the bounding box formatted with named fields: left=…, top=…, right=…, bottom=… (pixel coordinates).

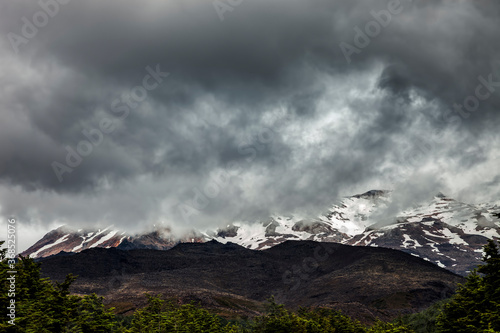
left=440, top=228, right=468, bottom=245
left=436, top=260, right=446, bottom=268
left=89, top=230, right=118, bottom=248
left=30, top=234, right=70, bottom=258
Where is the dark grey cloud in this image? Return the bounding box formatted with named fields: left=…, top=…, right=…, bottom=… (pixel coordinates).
left=1, top=0, right=500, bottom=249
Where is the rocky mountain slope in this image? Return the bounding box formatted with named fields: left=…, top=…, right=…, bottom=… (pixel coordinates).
left=39, top=240, right=463, bottom=323
left=209, top=191, right=500, bottom=275
left=22, top=190, right=500, bottom=275
left=20, top=226, right=203, bottom=259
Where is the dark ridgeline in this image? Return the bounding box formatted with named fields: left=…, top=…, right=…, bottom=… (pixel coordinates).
left=40, top=240, right=463, bottom=322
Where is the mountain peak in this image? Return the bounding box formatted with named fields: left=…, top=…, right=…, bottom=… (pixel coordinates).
left=351, top=189, right=389, bottom=199
left=435, top=192, right=447, bottom=198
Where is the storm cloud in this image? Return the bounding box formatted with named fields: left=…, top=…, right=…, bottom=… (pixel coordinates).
left=1, top=0, right=500, bottom=250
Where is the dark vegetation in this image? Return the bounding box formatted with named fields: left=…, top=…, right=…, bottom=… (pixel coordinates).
left=1, top=240, right=499, bottom=332
left=36, top=240, right=463, bottom=322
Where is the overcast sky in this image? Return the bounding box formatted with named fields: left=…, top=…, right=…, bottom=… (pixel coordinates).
left=1, top=0, right=500, bottom=251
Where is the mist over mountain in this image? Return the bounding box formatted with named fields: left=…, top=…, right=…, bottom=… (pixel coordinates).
left=22, top=190, right=500, bottom=276
left=1, top=0, right=500, bottom=245
left=3, top=2, right=500, bottom=332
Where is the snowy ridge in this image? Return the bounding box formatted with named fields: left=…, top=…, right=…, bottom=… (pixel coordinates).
left=21, top=226, right=204, bottom=259
left=30, top=234, right=71, bottom=258
left=212, top=215, right=331, bottom=250
left=210, top=191, right=500, bottom=275
left=345, top=194, right=500, bottom=274
left=320, top=190, right=390, bottom=236
left=21, top=190, right=500, bottom=275
left=25, top=227, right=125, bottom=259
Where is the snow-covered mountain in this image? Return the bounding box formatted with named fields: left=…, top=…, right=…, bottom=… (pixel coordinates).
left=208, top=190, right=500, bottom=275
left=20, top=226, right=203, bottom=259
left=207, top=190, right=390, bottom=250
left=21, top=190, right=500, bottom=275
left=343, top=193, right=500, bottom=274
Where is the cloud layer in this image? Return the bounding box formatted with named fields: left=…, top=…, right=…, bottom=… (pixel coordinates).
left=1, top=0, right=500, bottom=249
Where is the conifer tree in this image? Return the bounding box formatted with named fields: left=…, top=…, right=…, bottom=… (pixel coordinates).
left=0, top=244, right=119, bottom=332
left=436, top=240, right=500, bottom=332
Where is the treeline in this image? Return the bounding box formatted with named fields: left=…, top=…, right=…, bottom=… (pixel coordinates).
left=1, top=240, right=499, bottom=332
